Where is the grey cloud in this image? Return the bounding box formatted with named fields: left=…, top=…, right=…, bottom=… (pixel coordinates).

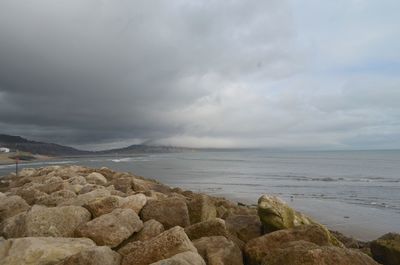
left=0, top=0, right=399, bottom=149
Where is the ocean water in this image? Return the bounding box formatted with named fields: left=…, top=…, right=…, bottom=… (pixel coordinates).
left=1, top=150, right=399, bottom=240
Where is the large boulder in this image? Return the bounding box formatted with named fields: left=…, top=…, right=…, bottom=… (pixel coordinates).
left=187, top=194, right=217, bottom=224
left=111, top=174, right=134, bottom=193
left=0, top=237, right=96, bottom=265
left=225, top=215, right=262, bottom=243
left=60, top=189, right=111, bottom=206
left=184, top=218, right=229, bottom=240
left=76, top=208, right=143, bottom=247
left=244, top=224, right=342, bottom=265
left=35, top=176, right=68, bottom=194
left=130, top=219, right=165, bottom=242
left=36, top=190, right=77, bottom=206
left=193, top=236, right=243, bottom=265
left=83, top=196, right=121, bottom=217
left=121, top=226, right=197, bottom=265
left=120, top=193, right=147, bottom=214
left=371, top=233, right=400, bottom=265
left=57, top=246, right=121, bottom=265
left=0, top=195, right=30, bottom=222
left=149, top=251, right=206, bottom=265
left=86, top=172, right=108, bottom=185
left=141, top=198, right=190, bottom=229
left=257, top=194, right=312, bottom=233
left=260, top=240, right=379, bottom=265
left=15, top=187, right=48, bottom=205
left=1, top=205, right=91, bottom=238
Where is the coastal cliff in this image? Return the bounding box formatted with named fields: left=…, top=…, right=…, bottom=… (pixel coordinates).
left=0, top=166, right=398, bottom=265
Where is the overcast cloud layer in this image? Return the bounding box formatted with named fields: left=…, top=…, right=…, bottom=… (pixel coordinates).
left=1, top=0, right=399, bottom=150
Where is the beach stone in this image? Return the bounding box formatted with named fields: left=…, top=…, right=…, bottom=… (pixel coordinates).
left=260, top=240, right=379, bottom=265
left=184, top=218, right=229, bottom=240
left=141, top=198, right=190, bottom=229
left=371, top=233, right=400, bottom=265
left=257, top=194, right=312, bottom=233
left=149, top=251, right=206, bottom=265
left=187, top=194, right=217, bottom=224
left=131, top=219, right=165, bottom=242
left=15, top=187, right=48, bottom=205
left=1, top=205, right=91, bottom=238
left=121, top=226, right=197, bottom=265
left=79, top=184, right=108, bottom=194
left=244, top=224, right=341, bottom=265
left=60, top=189, right=111, bottom=206
left=76, top=208, right=143, bottom=247
left=86, top=172, right=108, bottom=185
left=0, top=212, right=27, bottom=238
left=330, top=230, right=363, bottom=249
left=120, top=193, right=147, bottom=213
left=36, top=190, right=77, bottom=206
left=39, top=176, right=69, bottom=193
left=0, top=195, right=30, bottom=222
left=0, top=237, right=96, bottom=265
left=57, top=246, right=121, bottom=265
left=84, top=196, right=121, bottom=217
left=66, top=175, right=87, bottom=185
left=193, top=236, right=243, bottom=265
left=226, top=214, right=262, bottom=243
left=111, top=174, right=133, bottom=193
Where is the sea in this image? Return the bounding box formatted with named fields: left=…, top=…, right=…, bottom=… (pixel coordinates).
left=1, top=149, right=399, bottom=241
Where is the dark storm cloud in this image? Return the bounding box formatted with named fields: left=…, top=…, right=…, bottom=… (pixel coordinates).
left=1, top=0, right=400, bottom=149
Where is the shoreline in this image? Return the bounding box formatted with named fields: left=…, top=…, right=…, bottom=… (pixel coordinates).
left=1, top=157, right=399, bottom=242
left=0, top=165, right=395, bottom=264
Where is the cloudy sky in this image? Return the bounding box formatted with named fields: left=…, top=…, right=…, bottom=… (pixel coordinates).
left=0, top=0, right=399, bottom=150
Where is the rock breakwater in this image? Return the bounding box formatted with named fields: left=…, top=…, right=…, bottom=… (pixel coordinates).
left=0, top=165, right=397, bottom=265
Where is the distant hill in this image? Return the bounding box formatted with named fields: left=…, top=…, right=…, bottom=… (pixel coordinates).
left=98, top=144, right=189, bottom=154
left=0, top=134, right=90, bottom=156
left=0, top=134, right=189, bottom=156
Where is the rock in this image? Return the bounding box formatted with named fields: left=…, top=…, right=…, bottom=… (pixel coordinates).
left=0, top=237, right=96, bottom=265
left=84, top=196, right=121, bottom=217
left=111, top=174, right=133, bottom=193
left=193, top=236, right=243, bottom=265
left=57, top=246, right=121, bottom=265
left=371, top=233, right=400, bottom=265
left=110, top=189, right=127, bottom=197
left=36, top=176, right=68, bottom=194
left=79, top=184, right=108, bottom=194
left=121, top=226, right=197, bottom=265
left=225, top=215, right=262, bottom=243
left=76, top=208, right=143, bottom=247
left=141, top=198, right=190, bottom=229
left=86, top=172, right=108, bottom=185
left=257, top=194, right=312, bottom=233
left=0, top=212, right=27, bottom=238
left=1, top=205, right=91, bottom=238
left=15, top=187, right=48, bottom=205
left=149, top=251, right=206, bottom=265
left=330, top=230, right=364, bottom=249
left=260, top=240, right=379, bottom=265
left=184, top=218, right=229, bottom=240
left=36, top=190, right=77, bottom=206
left=187, top=194, right=217, bottom=224
left=0, top=195, right=30, bottom=222
left=244, top=224, right=342, bottom=265
left=60, top=189, right=111, bottom=206
left=66, top=175, right=87, bottom=185
left=131, top=219, right=165, bottom=242
left=120, top=193, right=147, bottom=214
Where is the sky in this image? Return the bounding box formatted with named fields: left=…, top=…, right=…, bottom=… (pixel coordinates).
left=0, top=0, right=399, bottom=150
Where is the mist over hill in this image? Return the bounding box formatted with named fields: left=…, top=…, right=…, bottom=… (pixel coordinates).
left=0, top=134, right=189, bottom=156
